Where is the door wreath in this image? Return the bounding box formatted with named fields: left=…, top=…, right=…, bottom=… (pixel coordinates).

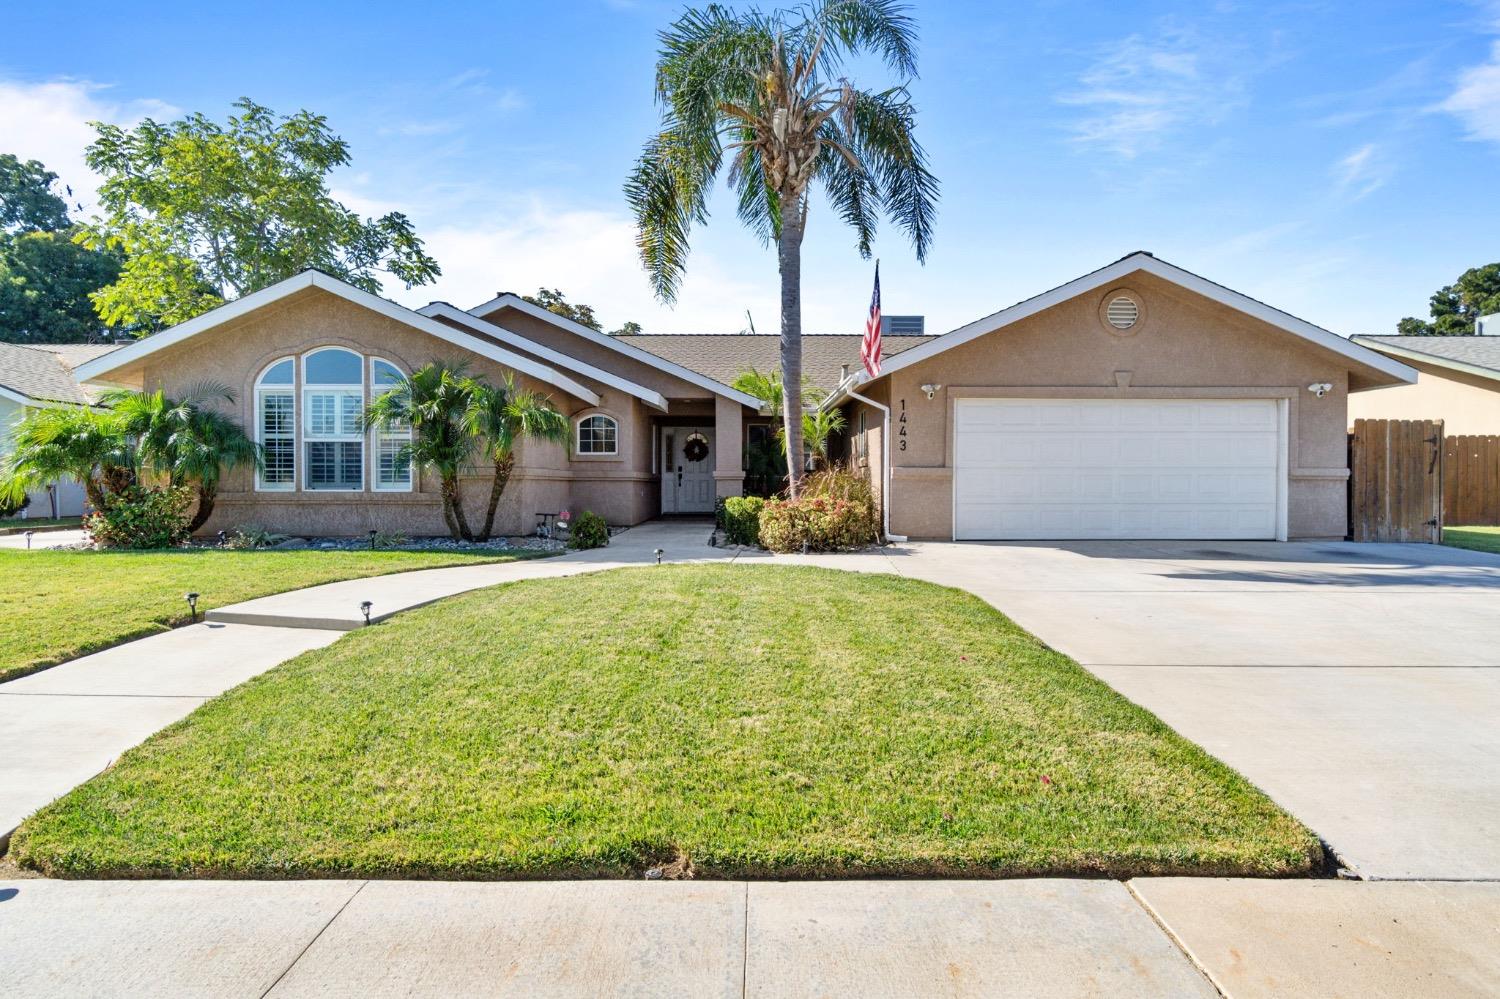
left=683, top=433, right=710, bottom=463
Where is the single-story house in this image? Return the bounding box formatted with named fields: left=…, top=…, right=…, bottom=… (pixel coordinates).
left=0, top=341, right=117, bottom=518
left=1347, top=335, right=1500, bottom=435
left=69, top=250, right=1415, bottom=541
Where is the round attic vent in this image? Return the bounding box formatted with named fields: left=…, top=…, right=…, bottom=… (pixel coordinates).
left=1106, top=296, right=1140, bottom=329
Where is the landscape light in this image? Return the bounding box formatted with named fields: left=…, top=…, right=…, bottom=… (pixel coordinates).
left=360, top=600, right=373, bottom=626
left=368, top=529, right=378, bottom=550
left=185, top=592, right=200, bottom=623
left=24, top=530, right=34, bottom=550
left=653, top=548, right=664, bottom=565
left=217, top=530, right=227, bottom=547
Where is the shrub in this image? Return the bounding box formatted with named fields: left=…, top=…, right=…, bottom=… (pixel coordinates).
left=223, top=524, right=289, bottom=550
left=722, top=496, right=765, bottom=546
left=372, top=529, right=408, bottom=548
left=758, top=495, right=873, bottom=553
left=802, top=465, right=880, bottom=541
left=568, top=510, right=609, bottom=550
left=85, top=486, right=193, bottom=549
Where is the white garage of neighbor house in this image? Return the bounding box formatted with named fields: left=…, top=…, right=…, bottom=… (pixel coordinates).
left=830, top=252, right=1418, bottom=541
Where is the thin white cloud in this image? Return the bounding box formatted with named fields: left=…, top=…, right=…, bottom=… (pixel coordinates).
left=0, top=78, right=175, bottom=212
left=1441, top=39, right=1500, bottom=145
left=1331, top=143, right=1392, bottom=200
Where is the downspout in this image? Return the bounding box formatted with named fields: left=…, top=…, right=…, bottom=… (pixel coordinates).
left=843, top=385, right=908, bottom=544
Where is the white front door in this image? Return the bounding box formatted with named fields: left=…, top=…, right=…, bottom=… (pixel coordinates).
left=661, top=426, right=716, bottom=513
left=952, top=398, right=1284, bottom=540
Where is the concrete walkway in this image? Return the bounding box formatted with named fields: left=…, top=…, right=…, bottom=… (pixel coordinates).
left=3, top=876, right=1496, bottom=997
left=0, top=527, right=88, bottom=549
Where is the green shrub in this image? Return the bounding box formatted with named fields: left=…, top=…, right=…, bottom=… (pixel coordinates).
left=568, top=510, right=609, bottom=550
left=224, top=524, right=289, bottom=550
left=758, top=495, right=873, bottom=553
left=722, top=496, right=765, bottom=546
left=802, top=465, right=880, bottom=540
left=85, top=486, right=193, bottom=549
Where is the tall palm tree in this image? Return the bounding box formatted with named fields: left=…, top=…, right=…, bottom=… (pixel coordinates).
left=105, top=383, right=260, bottom=532
left=462, top=373, right=569, bottom=542
left=2, top=405, right=131, bottom=512
left=367, top=361, right=478, bottom=540
left=628, top=0, right=937, bottom=497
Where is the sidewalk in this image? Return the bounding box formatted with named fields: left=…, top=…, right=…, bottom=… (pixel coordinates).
left=2, top=876, right=1496, bottom=997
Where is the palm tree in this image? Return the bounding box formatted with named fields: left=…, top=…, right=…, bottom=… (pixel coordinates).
left=801, top=407, right=847, bottom=469
left=2, top=405, right=131, bottom=512
left=627, top=0, right=937, bottom=497
left=105, top=383, right=260, bottom=532
left=462, top=373, right=569, bottom=542
left=367, top=361, right=478, bottom=540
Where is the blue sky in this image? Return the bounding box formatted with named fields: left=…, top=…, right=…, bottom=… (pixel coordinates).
left=4, top=1, right=1499, bottom=338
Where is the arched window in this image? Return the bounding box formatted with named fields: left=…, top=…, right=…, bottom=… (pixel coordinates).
left=255, top=358, right=296, bottom=490
left=576, top=413, right=618, bottom=455
left=302, top=347, right=364, bottom=490
left=370, top=358, right=411, bottom=491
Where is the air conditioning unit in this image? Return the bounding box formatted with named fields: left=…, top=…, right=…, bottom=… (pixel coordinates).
left=881, top=315, right=924, bottom=335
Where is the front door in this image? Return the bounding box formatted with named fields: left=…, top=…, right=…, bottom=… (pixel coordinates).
left=661, top=426, right=716, bottom=514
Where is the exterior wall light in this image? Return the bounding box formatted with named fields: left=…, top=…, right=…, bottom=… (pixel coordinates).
left=920, top=383, right=942, bottom=400
left=1308, top=382, right=1333, bottom=398
left=360, top=601, right=373, bottom=626
left=185, top=592, right=200, bottom=623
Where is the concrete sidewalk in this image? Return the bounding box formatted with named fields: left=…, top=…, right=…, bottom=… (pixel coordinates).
left=3, top=876, right=1496, bottom=997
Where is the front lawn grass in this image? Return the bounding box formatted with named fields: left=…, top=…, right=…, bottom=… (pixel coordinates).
left=1443, top=526, right=1500, bottom=556
left=12, top=564, right=1320, bottom=880
left=0, top=547, right=544, bottom=683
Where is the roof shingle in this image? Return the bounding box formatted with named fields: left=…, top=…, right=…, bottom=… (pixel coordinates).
left=0, top=342, right=120, bottom=405
left=1354, top=335, right=1500, bottom=379
left=615, top=333, right=935, bottom=394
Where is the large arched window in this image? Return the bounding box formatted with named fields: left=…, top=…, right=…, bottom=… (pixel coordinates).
left=576, top=413, right=618, bottom=455
left=255, top=358, right=295, bottom=490
left=302, top=347, right=365, bottom=490
left=370, top=358, right=411, bottom=491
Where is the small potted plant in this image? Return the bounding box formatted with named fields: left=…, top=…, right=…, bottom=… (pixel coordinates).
left=556, top=508, right=572, bottom=542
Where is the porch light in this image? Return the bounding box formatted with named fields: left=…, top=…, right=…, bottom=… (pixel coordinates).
left=185, top=592, right=200, bottom=623
left=654, top=548, right=664, bottom=565
left=360, top=600, right=373, bottom=626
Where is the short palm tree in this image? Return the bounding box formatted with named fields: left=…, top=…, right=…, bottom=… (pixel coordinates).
left=2, top=405, right=131, bottom=512
left=628, top=0, right=937, bottom=497
left=462, top=373, right=569, bottom=542
left=367, top=361, right=478, bottom=540
left=105, top=383, right=260, bottom=532
left=801, top=407, right=847, bottom=470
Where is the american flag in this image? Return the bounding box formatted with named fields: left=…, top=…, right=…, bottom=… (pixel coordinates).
left=860, top=262, right=882, bottom=378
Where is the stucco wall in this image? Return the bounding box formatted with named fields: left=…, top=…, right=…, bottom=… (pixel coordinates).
left=1348, top=358, right=1500, bottom=435
left=870, top=272, right=1357, bottom=540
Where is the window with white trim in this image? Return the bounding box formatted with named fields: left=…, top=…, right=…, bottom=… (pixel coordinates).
left=576, top=414, right=618, bottom=455
left=370, top=358, right=412, bottom=491
left=255, top=358, right=296, bottom=489
left=302, top=347, right=364, bottom=490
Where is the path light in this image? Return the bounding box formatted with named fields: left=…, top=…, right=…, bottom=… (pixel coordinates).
left=360, top=601, right=373, bottom=626
left=24, top=530, right=34, bottom=550
left=654, top=548, right=664, bottom=565
left=185, top=592, right=200, bottom=623
left=368, top=529, right=378, bottom=550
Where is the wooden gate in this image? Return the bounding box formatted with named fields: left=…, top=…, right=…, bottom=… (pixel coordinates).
left=1443, top=435, right=1500, bottom=526
left=1348, top=419, right=1443, bottom=543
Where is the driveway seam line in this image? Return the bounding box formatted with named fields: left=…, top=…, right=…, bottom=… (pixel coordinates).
left=741, top=881, right=750, bottom=999
left=259, top=879, right=368, bottom=998
left=1123, top=881, right=1226, bottom=998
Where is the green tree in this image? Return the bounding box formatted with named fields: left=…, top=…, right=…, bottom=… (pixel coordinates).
left=0, top=154, right=72, bottom=233
left=801, top=407, right=847, bottom=469
left=523, top=288, right=603, bottom=330
left=80, top=98, right=441, bottom=331
left=0, top=229, right=122, bottom=342
left=105, top=383, right=260, bottom=532
left=1398, top=263, right=1500, bottom=335
left=627, top=0, right=937, bottom=496
left=366, top=362, right=478, bottom=541
left=462, top=373, right=569, bottom=542
left=2, top=405, right=132, bottom=512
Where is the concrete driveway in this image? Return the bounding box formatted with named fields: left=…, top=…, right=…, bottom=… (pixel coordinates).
left=893, top=539, right=1500, bottom=880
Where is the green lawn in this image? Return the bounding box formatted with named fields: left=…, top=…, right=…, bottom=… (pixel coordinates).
left=0, top=547, right=544, bottom=683
left=13, top=564, right=1319, bottom=880
left=1443, top=526, right=1500, bottom=555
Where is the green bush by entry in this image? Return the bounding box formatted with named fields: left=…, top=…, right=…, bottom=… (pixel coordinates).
left=85, top=486, right=193, bottom=549
left=568, top=510, right=609, bottom=549
left=722, top=496, right=765, bottom=546
left=758, top=495, right=872, bottom=552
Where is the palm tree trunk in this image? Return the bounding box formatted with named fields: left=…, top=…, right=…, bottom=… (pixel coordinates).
left=477, top=451, right=514, bottom=543
left=83, top=476, right=109, bottom=514
left=188, top=483, right=216, bottom=533
left=441, top=473, right=473, bottom=541
left=778, top=193, right=806, bottom=499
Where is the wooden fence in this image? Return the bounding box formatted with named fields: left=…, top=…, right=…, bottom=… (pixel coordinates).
left=1444, top=435, right=1500, bottom=526
left=1348, top=419, right=1443, bottom=543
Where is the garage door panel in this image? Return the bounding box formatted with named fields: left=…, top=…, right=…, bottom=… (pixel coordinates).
left=953, top=399, right=1282, bottom=540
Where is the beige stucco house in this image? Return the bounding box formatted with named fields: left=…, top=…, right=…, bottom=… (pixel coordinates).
left=1347, top=335, right=1500, bottom=435
left=69, top=251, right=1415, bottom=542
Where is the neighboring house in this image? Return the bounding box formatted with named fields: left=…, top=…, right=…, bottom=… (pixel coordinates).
left=0, top=341, right=120, bottom=518
left=1347, top=335, right=1500, bottom=435
left=72, top=251, right=1415, bottom=541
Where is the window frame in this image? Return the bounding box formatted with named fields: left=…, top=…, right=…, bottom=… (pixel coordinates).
left=575, top=413, right=619, bottom=456
left=301, top=347, right=365, bottom=492
left=369, top=357, right=413, bottom=492
left=254, top=357, right=297, bottom=492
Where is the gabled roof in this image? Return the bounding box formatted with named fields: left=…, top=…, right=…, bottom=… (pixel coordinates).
left=831, top=252, right=1416, bottom=401
left=418, top=303, right=670, bottom=412
left=71, top=271, right=603, bottom=406
left=468, top=292, right=764, bottom=409
left=621, top=333, right=935, bottom=395
left=1352, top=335, right=1500, bottom=386
left=0, top=342, right=119, bottom=407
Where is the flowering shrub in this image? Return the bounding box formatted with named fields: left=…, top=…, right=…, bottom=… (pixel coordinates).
left=85, top=486, right=193, bottom=549
left=722, top=496, right=765, bottom=546
left=758, top=495, right=873, bottom=552
left=568, top=510, right=609, bottom=550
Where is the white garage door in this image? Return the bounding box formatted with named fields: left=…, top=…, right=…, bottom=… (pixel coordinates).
left=953, top=398, right=1282, bottom=540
